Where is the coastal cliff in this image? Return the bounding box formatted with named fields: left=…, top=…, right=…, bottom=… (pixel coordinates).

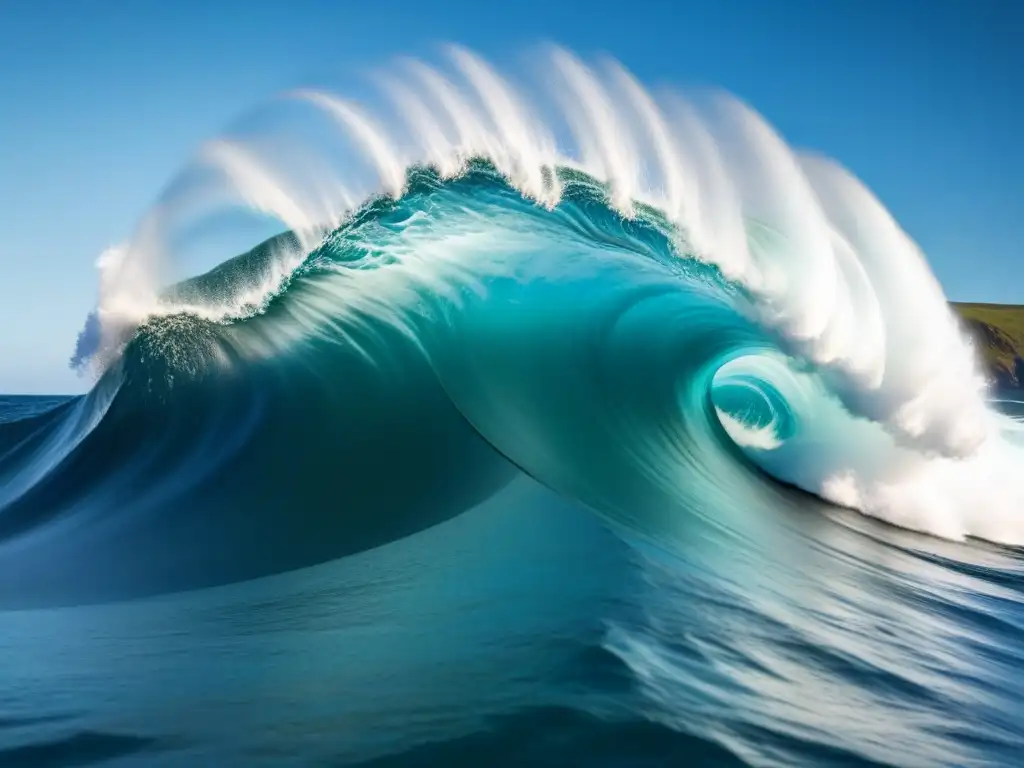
left=953, top=303, right=1024, bottom=390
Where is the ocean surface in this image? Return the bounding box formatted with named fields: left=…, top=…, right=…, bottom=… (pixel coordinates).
left=2, top=394, right=1024, bottom=767
left=3, top=47, right=1024, bottom=767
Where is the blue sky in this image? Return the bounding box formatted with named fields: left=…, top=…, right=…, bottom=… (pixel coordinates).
left=0, top=0, right=1020, bottom=393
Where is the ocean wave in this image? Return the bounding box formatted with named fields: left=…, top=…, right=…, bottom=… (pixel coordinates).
left=1, top=46, right=1022, bottom=608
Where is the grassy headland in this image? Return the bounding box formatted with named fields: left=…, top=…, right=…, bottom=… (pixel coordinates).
left=953, top=303, right=1024, bottom=390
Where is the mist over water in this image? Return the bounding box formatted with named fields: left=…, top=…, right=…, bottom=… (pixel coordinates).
left=1, top=45, right=1022, bottom=766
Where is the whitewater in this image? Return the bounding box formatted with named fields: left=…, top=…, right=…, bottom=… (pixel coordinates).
left=69, top=44, right=1024, bottom=545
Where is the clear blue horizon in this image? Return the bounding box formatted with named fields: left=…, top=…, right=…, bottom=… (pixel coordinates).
left=0, top=0, right=1020, bottom=394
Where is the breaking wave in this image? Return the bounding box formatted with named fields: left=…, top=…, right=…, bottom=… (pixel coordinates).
left=2, top=44, right=1022, bottom=608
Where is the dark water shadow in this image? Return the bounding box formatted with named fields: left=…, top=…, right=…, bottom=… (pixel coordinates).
left=341, top=706, right=748, bottom=768
left=0, top=731, right=160, bottom=768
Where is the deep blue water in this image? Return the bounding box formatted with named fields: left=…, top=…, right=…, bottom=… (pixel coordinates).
left=2, top=391, right=1023, bottom=767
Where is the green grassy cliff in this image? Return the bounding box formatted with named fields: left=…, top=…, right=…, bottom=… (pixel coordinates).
left=953, top=303, right=1024, bottom=389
